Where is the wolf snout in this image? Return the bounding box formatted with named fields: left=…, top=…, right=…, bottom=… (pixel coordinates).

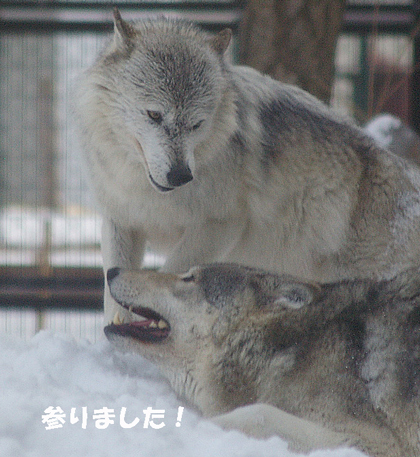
left=166, top=164, right=193, bottom=188
left=107, top=267, right=121, bottom=283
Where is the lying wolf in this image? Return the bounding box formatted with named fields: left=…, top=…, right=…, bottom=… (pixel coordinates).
left=75, top=10, right=420, bottom=323
left=105, top=263, right=420, bottom=457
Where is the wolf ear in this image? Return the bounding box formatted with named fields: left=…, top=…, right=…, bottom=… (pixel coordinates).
left=113, top=7, right=137, bottom=48
left=253, top=273, right=319, bottom=310
left=208, top=28, right=232, bottom=55
left=273, top=282, right=318, bottom=309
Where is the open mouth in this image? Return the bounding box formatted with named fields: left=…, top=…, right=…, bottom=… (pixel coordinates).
left=104, top=302, right=170, bottom=343
left=148, top=174, right=174, bottom=193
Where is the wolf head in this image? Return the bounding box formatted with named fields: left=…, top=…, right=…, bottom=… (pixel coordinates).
left=88, top=9, right=232, bottom=193
left=104, top=263, right=321, bottom=416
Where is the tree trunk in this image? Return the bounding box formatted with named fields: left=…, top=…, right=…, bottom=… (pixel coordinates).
left=239, top=0, right=346, bottom=103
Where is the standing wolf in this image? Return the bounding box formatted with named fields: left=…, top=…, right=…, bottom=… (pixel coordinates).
left=75, top=9, right=420, bottom=322
left=105, top=264, right=420, bottom=457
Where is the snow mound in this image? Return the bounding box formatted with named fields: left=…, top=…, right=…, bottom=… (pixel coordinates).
left=364, top=113, right=403, bottom=149
left=0, top=331, right=366, bottom=457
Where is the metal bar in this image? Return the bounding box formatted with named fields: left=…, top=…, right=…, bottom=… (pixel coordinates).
left=0, top=2, right=243, bottom=32
left=0, top=266, right=104, bottom=310
left=343, top=10, right=415, bottom=33
left=0, top=3, right=416, bottom=34
left=411, top=1, right=420, bottom=134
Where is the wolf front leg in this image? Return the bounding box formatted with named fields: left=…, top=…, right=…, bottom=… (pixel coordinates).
left=212, top=404, right=361, bottom=454
left=101, top=218, right=146, bottom=324
left=161, top=218, right=246, bottom=273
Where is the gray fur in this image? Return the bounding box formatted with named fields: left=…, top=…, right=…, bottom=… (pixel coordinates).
left=74, top=11, right=420, bottom=324
left=105, top=264, right=420, bottom=457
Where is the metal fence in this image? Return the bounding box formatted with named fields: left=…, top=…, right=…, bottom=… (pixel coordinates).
left=0, top=0, right=419, bottom=341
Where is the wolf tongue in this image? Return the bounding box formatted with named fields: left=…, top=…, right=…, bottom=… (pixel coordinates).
left=130, top=319, right=157, bottom=328
left=116, top=307, right=170, bottom=330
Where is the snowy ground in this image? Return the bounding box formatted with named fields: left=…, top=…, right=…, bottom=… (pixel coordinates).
left=0, top=331, right=367, bottom=457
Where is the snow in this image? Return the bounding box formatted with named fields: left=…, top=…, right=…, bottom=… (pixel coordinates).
left=0, top=206, right=102, bottom=267
left=364, top=113, right=403, bottom=149
left=0, top=331, right=367, bottom=457
left=0, top=206, right=165, bottom=269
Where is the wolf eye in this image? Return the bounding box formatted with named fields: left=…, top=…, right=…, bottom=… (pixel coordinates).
left=180, top=269, right=198, bottom=283
left=180, top=267, right=200, bottom=283
left=147, top=110, right=163, bottom=124
left=191, top=120, right=204, bottom=131
left=181, top=274, right=195, bottom=283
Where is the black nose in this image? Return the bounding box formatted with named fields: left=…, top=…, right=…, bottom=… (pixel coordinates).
left=166, top=164, right=193, bottom=187
left=107, top=267, right=121, bottom=283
